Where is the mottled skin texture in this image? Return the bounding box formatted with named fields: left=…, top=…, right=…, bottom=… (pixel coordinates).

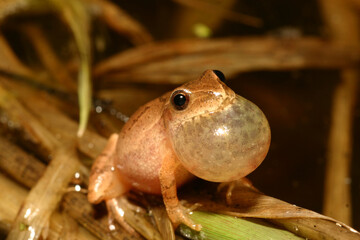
left=88, top=70, right=271, bottom=231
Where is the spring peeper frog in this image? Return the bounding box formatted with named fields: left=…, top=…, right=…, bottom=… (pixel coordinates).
left=88, top=70, right=271, bottom=231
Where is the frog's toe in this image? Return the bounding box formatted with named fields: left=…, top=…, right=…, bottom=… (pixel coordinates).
left=217, top=178, right=257, bottom=205
left=106, top=198, right=138, bottom=235
left=217, top=181, right=236, bottom=205
left=167, top=203, right=202, bottom=231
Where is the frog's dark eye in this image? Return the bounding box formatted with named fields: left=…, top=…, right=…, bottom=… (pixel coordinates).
left=213, top=70, right=226, bottom=82
left=171, top=90, right=189, bottom=110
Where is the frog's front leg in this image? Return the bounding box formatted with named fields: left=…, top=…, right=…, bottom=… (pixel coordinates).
left=159, top=154, right=202, bottom=231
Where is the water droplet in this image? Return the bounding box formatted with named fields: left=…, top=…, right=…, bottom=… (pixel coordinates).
left=95, top=106, right=103, bottom=113
left=116, top=112, right=129, bottom=123
left=294, top=226, right=299, bottom=231
left=109, top=224, right=116, bottom=231
left=74, top=185, right=81, bottom=192
left=74, top=172, right=81, bottom=179
left=114, top=205, right=125, bottom=217
left=336, top=223, right=343, bottom=227
left=24, top=209, right=32, bottom=219
left=28, top=226, right=36, bottom=240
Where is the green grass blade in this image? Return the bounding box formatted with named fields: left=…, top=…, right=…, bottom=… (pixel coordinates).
left=49, top=0, right=92, bottom=137
left=178, top=211, right=304, bottom=240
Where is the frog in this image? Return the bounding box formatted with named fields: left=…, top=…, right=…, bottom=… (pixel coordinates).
left=88, top=69, right=271, bottom=232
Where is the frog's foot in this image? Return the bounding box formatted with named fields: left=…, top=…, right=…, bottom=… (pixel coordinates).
left=167, top=203, right=202, bottom=231
left=217, top=178, right=255, bottom=205
left=180, top=200, right=202, bottom=212
left=106, top=198, right=137, bottom=235
left=217, top=181, right=236, bottom=205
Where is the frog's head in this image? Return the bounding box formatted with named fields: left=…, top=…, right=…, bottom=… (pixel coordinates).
left=164, top=70, right=271, bottom=182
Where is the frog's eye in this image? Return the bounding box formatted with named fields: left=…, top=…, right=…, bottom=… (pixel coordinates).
left=213, top=70, right=226, bottom=82
left=170, top=90, right=189, bottom=110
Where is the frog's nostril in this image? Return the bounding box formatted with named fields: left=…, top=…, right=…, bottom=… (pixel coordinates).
left=212, top=70, right=226, bottom=82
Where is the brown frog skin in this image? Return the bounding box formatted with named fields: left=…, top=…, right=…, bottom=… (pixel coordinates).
left=88, top=70, right=271, bottom=231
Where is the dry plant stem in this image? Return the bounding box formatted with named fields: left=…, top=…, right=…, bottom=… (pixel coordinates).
left=62, top=193, right=141, bottom=240
left=95, top=37, right=356, bottom=75
left=0, top=129, right=126, bottom=239
left=318, top=0, right=360, bottom=225
left=207, top=180, right=360, bottom=239
left=0, top=0, right=29, bottom=20
left=49, top=212, right=98, bottom=240
left=323, top=71, right=358, bottom=224
left=0, top=81, right=58, bottom=158
left=0, top=80, right=83, bottom=239
left=23, top=25, right=77, bottom=92
left=6, top=147, right=80, bottom=240
left=0, top=34, right=34, bottom=76
left=0, top=136, right=46, bottom=188
left=106, top=198, right=163, bottom=240
left=0, top=79, right=151, bottom=239
left=0, top=173, right=98, bottom=240
left=1, top=78, right=107, bottom=159
left=0, top=140, right=135, bottom=239
left=0, top=173, right=28, bottom=233
left=89, top=0, right=152, bottom=45
left=0, top=30, right=68, bottom=93
left=151, top=206, right=176, bottom=240
left=274, top=218, right=359, bottom=240
left=173, top=0, right=262, bottom=27
left=94, top=37, right=360, bottom=84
